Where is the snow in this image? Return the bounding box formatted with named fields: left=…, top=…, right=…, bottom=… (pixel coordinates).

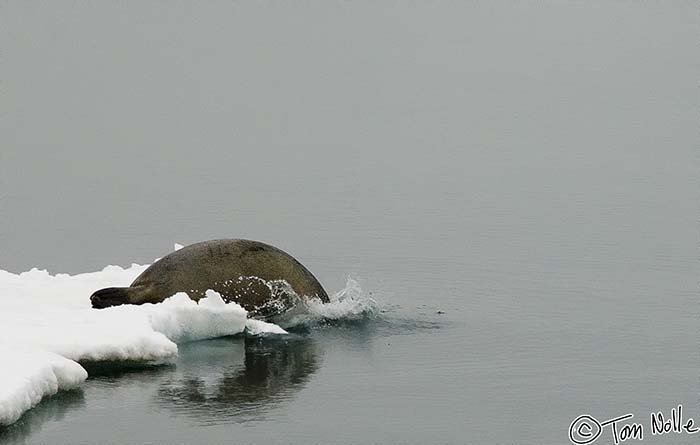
left=0, top=348, right=86, bottom=427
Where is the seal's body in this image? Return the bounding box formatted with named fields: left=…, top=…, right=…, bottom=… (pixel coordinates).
left=90, top=239, right=329, bottom=317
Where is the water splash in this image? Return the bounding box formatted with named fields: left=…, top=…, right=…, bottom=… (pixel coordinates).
left=270, top=277, right=380, bottom=329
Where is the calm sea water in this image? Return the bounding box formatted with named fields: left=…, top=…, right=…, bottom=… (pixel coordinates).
left=1, top=2, right=698, bottom=444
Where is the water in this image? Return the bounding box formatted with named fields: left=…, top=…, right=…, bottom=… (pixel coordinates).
left=1, top=1, right=698, bottom=444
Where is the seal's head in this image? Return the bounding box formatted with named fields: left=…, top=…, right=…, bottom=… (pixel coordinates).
left=90, top=285, right=160, bottom=309
left=90, top=288, right=123, bottom=308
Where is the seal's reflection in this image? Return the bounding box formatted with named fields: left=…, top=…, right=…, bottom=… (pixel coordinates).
left=156, top=335, right=320, bottom=424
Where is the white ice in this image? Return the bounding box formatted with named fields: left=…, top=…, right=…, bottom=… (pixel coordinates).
left=0, top=262, right=286, bottom=426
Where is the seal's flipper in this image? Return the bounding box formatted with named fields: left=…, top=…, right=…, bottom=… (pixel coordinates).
left=90, top=286, right=149, bottom=309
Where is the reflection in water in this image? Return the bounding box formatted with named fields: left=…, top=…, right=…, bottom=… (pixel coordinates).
left=156, top=335, right=320, bottom=424
left=0, top=390, right=85, bottom=444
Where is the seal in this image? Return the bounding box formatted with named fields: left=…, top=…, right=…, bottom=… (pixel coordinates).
left=90, top=239, right=329, bottom=317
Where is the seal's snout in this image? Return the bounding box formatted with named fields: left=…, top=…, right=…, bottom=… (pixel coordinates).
left=90, top=287, right=130, bottom=309
left=90, top=294, right=109, bottom=309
